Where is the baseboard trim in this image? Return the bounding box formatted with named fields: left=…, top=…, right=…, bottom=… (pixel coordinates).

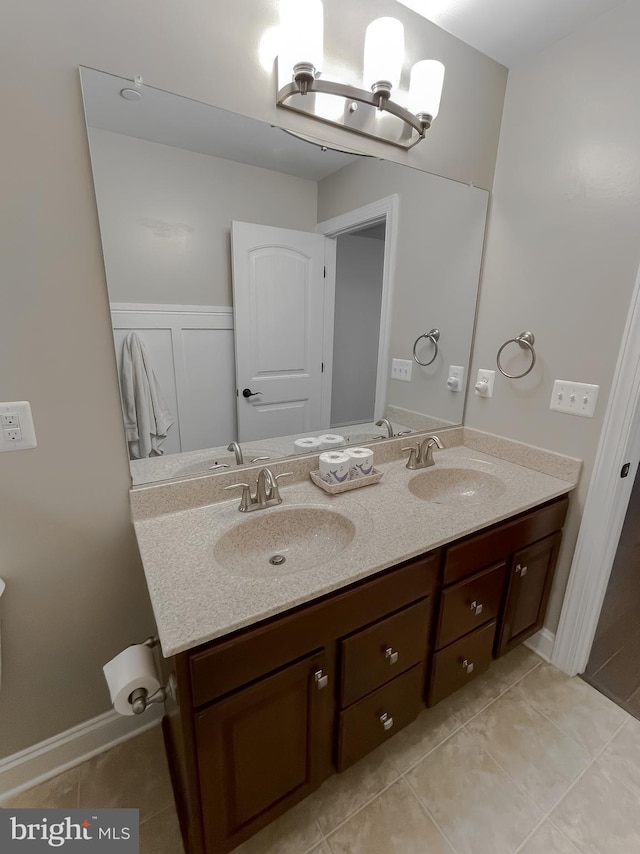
left=0, top=706, right=163, bottom=801
left=524, top=628, right=556, bottom=663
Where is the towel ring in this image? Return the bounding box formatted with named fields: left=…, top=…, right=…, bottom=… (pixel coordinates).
left=413, top=328, right=440, bottom=367
left=496, top=331, right=536, bottom=379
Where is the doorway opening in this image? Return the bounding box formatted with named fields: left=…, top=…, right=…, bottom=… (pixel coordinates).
left=330, top=221, right=386, bottom=428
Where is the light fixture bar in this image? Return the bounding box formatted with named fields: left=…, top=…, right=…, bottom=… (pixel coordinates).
left=276, top=73, right=432, bottom=150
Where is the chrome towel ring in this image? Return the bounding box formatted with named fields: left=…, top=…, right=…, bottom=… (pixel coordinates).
left=497, top=331, right=536, bottom=378
left=413, top=328, right=440, bottom=367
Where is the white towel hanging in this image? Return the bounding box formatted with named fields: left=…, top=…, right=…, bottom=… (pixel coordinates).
left=120, top=333, right=175, bottom=459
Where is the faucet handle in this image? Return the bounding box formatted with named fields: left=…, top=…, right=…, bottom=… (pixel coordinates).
left=401, top=445, right=420, bottom=470
left=272, top=472, right=292, bottom=501
left=224, top=482, right=254, bottom=511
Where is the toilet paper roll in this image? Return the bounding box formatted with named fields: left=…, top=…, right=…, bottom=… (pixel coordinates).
left=103, top=644, right=160, bottom=716
left=317, top=434, right=346, bottom=450
left=293, top=437, right=323, bottom=454
left=345, top=447, right=374, bottom=479
left=319, top=451, right=351, bottom=484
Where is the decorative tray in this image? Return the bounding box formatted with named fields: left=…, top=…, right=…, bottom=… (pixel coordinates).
left=309, top=468, right=383, bottom=494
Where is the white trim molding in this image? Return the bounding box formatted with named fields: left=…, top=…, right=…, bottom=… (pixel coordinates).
left=0, top=707, right=162, bottom=802
left=552, top=255, right=640, bottom=676
left=524, top=628, right=555, bottom=664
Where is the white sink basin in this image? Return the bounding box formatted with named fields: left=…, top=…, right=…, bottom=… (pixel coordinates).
left=213, top=505, right=357, bottom=577
left=408, top=467, right=506, bottom=505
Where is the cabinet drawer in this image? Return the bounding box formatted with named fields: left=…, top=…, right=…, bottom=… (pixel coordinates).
left=337, top=665, right=423, bottom=771
left=436, top=562, right=506, bottom=649
left=428, top=621, right=496, bottom=706
left=340, top=598, right=431, bottom=707
left=443, top=496, right=568, bottom=585
left=189, top=552, right=438, bottom=708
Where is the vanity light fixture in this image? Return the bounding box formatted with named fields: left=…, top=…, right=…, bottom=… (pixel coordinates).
left=275, top=0, right=445, bottom=149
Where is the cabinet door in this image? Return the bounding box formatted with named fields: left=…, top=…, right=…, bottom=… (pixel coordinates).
left=496, top=532, right=561, bottom=657
left=195, top=650, right=330, bottom=854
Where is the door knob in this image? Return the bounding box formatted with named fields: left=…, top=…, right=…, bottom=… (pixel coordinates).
left=242, top=388, right=262, bottom=398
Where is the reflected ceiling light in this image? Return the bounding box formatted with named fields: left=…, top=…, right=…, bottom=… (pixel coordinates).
left=275, top=1, right=445, bottom=149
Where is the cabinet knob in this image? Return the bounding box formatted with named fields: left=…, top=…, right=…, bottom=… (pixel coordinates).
left=379, top=712, right=394, bottom=731
left=461, top=658, right=474, bottom=674
left=470, top=600, right=484, bottom=616
left=385, top=647, right=399, bottom=665
left=314, top=669, right=328, bottom=690
left=515, top=564, right=528, bottom=576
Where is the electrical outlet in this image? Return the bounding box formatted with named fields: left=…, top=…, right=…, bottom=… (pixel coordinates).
left=475, top=369, right=495, bottom=398
left=447, top=365, right=465, bottom=392
left=550, top=380, right=599, bottom=418
left=0, top=401, right=37, bottom=451
left=391, top=358, right=412, bottom=382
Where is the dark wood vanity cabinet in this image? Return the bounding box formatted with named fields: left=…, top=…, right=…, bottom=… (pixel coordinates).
left=428, top=495, right=568, bottom=705
left=165, top=495, right=569, bottom=854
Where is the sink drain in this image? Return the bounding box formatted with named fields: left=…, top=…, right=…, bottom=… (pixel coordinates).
left=269, top=554, right=286, bottom=566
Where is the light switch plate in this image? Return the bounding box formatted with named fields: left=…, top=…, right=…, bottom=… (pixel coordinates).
left=0, top=401, right=37, bottom=451
left=391, top=358, right=412, bottom=382
left=550, top=380, right=599, bottom=418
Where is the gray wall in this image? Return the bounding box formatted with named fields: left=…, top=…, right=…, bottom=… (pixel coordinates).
left=331, top=235, right=385, bottom=427
left=318, top=160, right=488, bottom=425
left=466, top=0, right=640, bottom=631
left=0, top=0, right=506, bottom=759
left=88, top=128, right=318, bottom=307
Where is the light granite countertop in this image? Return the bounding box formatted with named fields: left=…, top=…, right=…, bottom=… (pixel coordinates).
left=132, top=435, right=580, bottom=658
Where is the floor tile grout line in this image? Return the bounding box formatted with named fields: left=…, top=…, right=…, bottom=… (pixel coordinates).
left=401, top=771, right=459, bottom=854
left=315, top=769, right=402, bottom=840
left=459, top=723, right=544, bottom=818
left=514, top=675, right=629, bottom=760
left=391, top=719, right=465, bottom=777
left=451, top=657, right=543, bottom=729
left=510, top=713, right=633, bottom=853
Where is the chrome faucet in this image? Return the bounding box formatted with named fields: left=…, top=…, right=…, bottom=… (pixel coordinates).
left=225, top=467, right=291, bottom=512
left=227, top=441, right=244, bottom=466
left=375, top=418, right=394, bottom=438
left=402, top=435, right=444, bottom=469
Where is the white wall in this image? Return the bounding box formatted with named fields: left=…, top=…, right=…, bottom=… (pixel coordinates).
left=88, top=129, right=318, bottom=306
left=466, top=0, right=640, bottom=630
left=331, top=235, right=384, bottom=426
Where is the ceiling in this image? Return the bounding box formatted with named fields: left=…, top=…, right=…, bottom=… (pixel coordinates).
left=395, top=0, right=624, bottom=68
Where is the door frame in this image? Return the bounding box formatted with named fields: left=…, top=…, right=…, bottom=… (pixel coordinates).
left=316, top=195, right=399, bottom=426
left=552, top=254, right=640, bottom=675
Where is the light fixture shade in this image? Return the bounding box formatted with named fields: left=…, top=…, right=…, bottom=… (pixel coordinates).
left=279, top=0, right=324, bottom=74
left=363, top=17, right=404, bottom=91
left=409, top=60, right=445, bottom=120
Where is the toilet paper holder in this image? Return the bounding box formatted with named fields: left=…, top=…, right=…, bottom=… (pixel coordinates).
left=129, top=636, right=176, bottom=715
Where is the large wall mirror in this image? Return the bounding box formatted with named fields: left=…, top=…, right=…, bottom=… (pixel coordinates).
left=80, top=67, right=488, bottom=485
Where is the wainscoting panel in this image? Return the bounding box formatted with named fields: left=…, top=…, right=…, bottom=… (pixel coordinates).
left=111, top=303, right=236, bottom=456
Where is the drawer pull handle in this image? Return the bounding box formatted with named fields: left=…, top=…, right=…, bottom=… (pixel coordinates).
left=314, top=670, right=328, bottom=690
left=380, top=712, right=394, bottom=731
left=470, top=600, right=484, bottom=616
left=515, top=564, right=528, bottom=576
left=461, top=659, right=475, bottom=674
left=385, top=647, right=399, bottom=665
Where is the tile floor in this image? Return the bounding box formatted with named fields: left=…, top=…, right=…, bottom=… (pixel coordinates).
left=3, top=646, right=640, bottom=853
